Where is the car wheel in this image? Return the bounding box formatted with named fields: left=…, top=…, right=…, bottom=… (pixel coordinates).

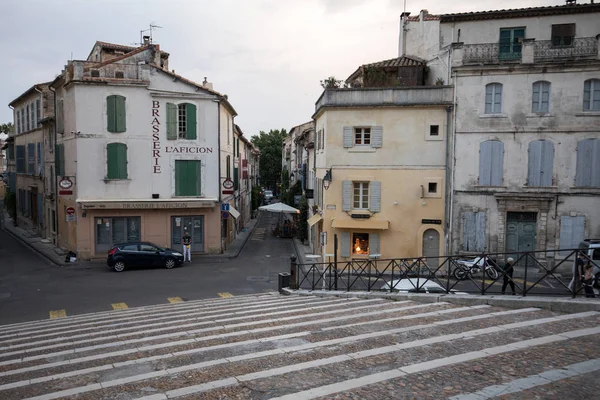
left=165, top=258, right=176, bottom=269
left=113, top=261, right=126, bottom=272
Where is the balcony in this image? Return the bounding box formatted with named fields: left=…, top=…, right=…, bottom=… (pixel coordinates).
left=455, top=36, right=600, bottom=66
left=315, top=86, right=454, bottom=114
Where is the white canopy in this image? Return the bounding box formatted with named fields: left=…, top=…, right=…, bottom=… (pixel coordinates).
left=258, top=202, right=300, bottom=214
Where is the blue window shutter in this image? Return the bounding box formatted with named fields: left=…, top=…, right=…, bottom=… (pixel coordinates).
left=369, top=233, right=380, bottom=255
left=343, top=127, right=353, bottom=148
left=342, top=180, right=352, bottom=211
left=528, top=140, right=542, bottom=186
left=541, top=82, right=550, bottom=112
left=37, top=142, right=43, bottom=175
left=490, top=141, right=504, bottom=186
left=485, top=85, right=493, bottom=114
left=539, top=140, right=554, bottom=186
left=166, top=103, right=177, bottom=140
left=27, top=143, right=35, bottom=175
left=494, top=84, right=502, bottom=113
left=463, top=212, right=476, bottom=251
left=36, top=99, right=41, bottom=127
left=559, top=215, right=585, bottom=254
left=16, top=145, right=26, bottom=173
left=369, top=181, right=381, bottom=213
left=479, top=141, right=492, bottom=185
left=475, top=211, right=487, bottom=252
left=532, top=82, right=540, bottom=112
left=593, top=139, right=600, bottom=187
left=576, top=138, right=600, bottom=187
left=340, top=231, right=350, bottom=257
left=371, top=126, right=383, bottom=148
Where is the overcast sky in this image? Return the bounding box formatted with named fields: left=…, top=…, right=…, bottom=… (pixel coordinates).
left=1, top=0, right=563, bottom=138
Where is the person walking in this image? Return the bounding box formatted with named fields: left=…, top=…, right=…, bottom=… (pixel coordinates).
left=569, top=252, right=586, bottom=294
left=581, top=263, right=596, bottom=298
left=182, top=231, right=192, bottom=263
left=501, top=257, right=516, bottom=295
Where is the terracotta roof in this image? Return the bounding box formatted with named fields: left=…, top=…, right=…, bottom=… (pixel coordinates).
left=346, top=56, right=425, bottom=82
left=9, top=82, right=51, bottom=107
left=406, top=15, right=440, bottom=21
left=439, top=3, right=600, bottom=22
left=95, top=41, right=136, bottom=52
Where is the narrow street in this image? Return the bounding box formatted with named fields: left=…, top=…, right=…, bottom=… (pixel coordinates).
left=0, top=211, right=293, bottom=325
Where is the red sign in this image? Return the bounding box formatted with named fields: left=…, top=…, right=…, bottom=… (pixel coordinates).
left=221, top=211, right=229, bottom=219
left=66, top=207, right=76, bottom=215
left=59, top=190, right=73, bottom=195
left=222, top=190, right=233, bottom=195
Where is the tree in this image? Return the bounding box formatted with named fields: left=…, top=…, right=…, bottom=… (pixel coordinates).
left=0, top=122, right=14, bottom=135
left=320, top=76, right=343, bottom=89
left=251, top=129, right=288, bottom=191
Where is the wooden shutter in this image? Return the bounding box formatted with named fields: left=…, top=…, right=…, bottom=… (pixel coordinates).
left=234, top=167, right=239, bottom=190
left=463, top=211, right=486, bottom=252
left=493, top=84, right=502, bottom=113
left=37, top=142, right=43, bottom=175
left=371, top=126, right=383, bottom=148
left=56, top=100, right=64, bottom=134
left=369, top=233, right=380, bottom=255
left=559, top=215, right=585, bottom=255
left=532, top=82, right=540, bottom=112
left=369, top=181, right=381, bottom=213
left=107, top=143, right=127, bottom=179
left=176, top=160, right=201, bottom=196
left=340, top=231, right=350, bottom=258
left=485, top=84, right=493, bottom=114
left=107, top=95, right=117, bottom=132
left=115, top=95, right=126, bottom=133
left=528, top=140, right=554, bottom=187
left=342, top=180, right=352, bottom=211
left=343, top=127, right=353, bottom=148
left=540, top=82, right=550, bottom=113
left=27, top=143, right=35, bottom=174
left=166, top=103, right=177, bottom=140
left=479, top=140, right=504, bottom=186
left=175, top=160, right=184, bottom=196
left=193, top=160, right=201, bottom=195
left=185, top=103, right=197, bottom=140
left=16, top=145, right=25, bottom=173
left=576, top=138, right=600, bottom=187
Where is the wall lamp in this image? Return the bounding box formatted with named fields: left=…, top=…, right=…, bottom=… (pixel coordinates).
left=322, top=168, right=332, bottom=190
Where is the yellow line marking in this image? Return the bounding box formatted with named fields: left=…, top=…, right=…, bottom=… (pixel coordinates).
left=168, top=297, right=184, bottom=303
left=49, top=309, right=66, bottom=319
left=111, top=302, right=128, bottom=310
left=218, top=292, right=233, bottom=298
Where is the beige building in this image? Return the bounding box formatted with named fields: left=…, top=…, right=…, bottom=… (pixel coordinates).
left=312, top=58, right=453, bottom=262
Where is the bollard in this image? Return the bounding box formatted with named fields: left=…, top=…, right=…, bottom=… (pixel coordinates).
left=278, top=272, right=290, bottom=294
left=290, top=254, right=298, bottom=289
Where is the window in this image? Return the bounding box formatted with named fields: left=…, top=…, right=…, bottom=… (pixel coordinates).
left=106, top=142, right=128, bottom=179
left=26, top=104, right=30, bottom=131
left=354, top=128, right=371, bottom=145
left=339, top=232, right=380, bottom=257
left=583, top=79, right=600, bottom=111
left=485, top=83, right=503, bottom=114
left=56, top=99, right=64, bottom=134
left=140, top=244, right=159, bottom=252
left=167, top=103, right=197, bottom=140
left=532, top=81, right=550, bottom=113
left=226, top=155, right=231, bottom=179
left=36, top=99, right=41, bottom=127
left=37, top=142, right=43, bottom=175
left=95, top=217, right=141, bottom=253
left=479, top=140, right=504, bottom=186
left=91, top=70, right=100, bottom=77
left=16, top=145, right=26, bottom=173
left=27, top=143, right=35, bottom=175
left=55, top=144, right=65, bottom=176
left=352, top=233, right=369, bottom=255
left=499, top=27, right=524, bottom=60
left=227, top=115, right=231, bottom=144
left=575, top=138, right=600, bottom=187
left=353, top=182, right=369, bottom=209
left=107, top=95, right=126, bottom=133
left=428, top=182, right=437, bottom=193
left=115, top=71, right=124, bottom=79
left=343, top=126, right=382, bottom=148
left=16, top=110, right=20, bottom=134
left=122, top=244, right=139, bottom=251
left=429, top=125, right=439, bottom=136
left=527, top=140, right=554, bottom=187
left=551, top=24, right=575, bottom=47
left=175, top=160, right=201, bottom=196
left=31, top=102, right=35, bottom=130
left=7, top=144, right=14, bottom=160
left=462, top=211, right=486, bottom=252
left=559, top=215, right=584, bottom=255
left=48, top=125, right=54, bottom=152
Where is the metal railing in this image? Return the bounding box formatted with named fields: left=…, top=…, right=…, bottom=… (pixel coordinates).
left=534, top=37, right=598, bottom=61
left=291, top=249, right=599, bottom=298
left=463, top=43, right=522, bottom=64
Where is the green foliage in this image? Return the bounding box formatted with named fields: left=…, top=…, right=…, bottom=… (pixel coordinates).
left=283, top=180, right=301, bottom=206
left=3, top=191, right=16, bottom=223
left=298, top=196, right=309, bottom=242
left=0, top=122, right=14, bottom=134
left=251, top=129, right=288, bottom=191
left=280, top=169, right=289, bottom=195
left=320, top=76, right=343, bottom=89
left=251, top=185, right=261, bottom=211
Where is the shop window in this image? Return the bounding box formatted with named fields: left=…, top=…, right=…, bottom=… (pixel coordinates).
left=352, top=233, right=369, bottom=255
left=95, top=217, right=141, bottom=253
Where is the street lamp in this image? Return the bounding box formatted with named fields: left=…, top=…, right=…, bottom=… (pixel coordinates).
left=322, top=168, right=332, bottom=190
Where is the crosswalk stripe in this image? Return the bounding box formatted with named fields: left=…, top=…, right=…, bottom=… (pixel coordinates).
left=111, top=303, right=128, bottom=310
left=167, top=297, right=183, bottom=304
left=218, top=292, right=233, bottom=298
left=48, top=310, right=66, bottom=319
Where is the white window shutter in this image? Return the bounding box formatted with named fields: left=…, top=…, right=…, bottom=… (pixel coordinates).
left=343, top=127, right=353, bottom=148
left=369, top=233, right=380, bottom=255
left=340, top=231, right=350, bottom=257
left=342, top=180, right=352, bottom=211
left=371, top=126, right=383, bottom=148
left=369, top=181, right=381, bottom=212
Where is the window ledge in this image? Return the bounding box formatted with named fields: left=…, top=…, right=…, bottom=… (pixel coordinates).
left=472, top=185, right=507, bottom=188
left=575, top=112, right=600, bottom=117
left=348, top=147, right=377, bottom=153
left=526, top=113, right=554, bottom=118
left=479, top=114, right=508, bottom=119
left=522, top=186, right=558, bottom=189
left=103, top=178, right=130, bottom=183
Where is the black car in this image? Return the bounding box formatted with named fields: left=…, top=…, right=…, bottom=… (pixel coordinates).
left=107, top=242, right=184, bottom=272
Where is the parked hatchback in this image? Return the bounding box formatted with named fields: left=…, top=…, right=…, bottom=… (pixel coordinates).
left=263, top=190, right=274, bottom=203
left=107, top=242, right=184, bottom=272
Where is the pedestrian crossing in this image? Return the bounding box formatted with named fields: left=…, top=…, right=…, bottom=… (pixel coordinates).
left=0, top=292, right=598, bottom=399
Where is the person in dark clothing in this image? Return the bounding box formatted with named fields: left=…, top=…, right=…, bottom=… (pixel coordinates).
left=570, top=252, right=587, bottom=294
left=182, top=231, right=192, bottom=262
left=501, top=257, right=516, bottom=295
left=581, top=263, right=596, bottom=298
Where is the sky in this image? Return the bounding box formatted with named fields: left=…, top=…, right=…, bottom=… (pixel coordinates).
left=0, top=0, right=564, bottom=139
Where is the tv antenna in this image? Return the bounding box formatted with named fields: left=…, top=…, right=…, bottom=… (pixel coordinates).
left=139, top=23, right=162, bottom=45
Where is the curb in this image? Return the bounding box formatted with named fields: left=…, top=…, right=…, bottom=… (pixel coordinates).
left=225, top=213, right=262, bottom=259
left=1, top=223, right=65, bottom=267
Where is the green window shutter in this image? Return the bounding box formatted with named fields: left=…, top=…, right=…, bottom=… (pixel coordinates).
left=234, top=167, right=239, bottom=190
left=167, top=103, right=177, bottom=140
left=175, top=160, right=184, bottom=196
left=107, top=95, right=117, bottom=132
left=194, top=160, right=201, bottom=195
left=55, top=144, right=65, bottom=176
left=107, top=143, right=127, bottom=179
left=185, top=103, right=197, bottom=140
left=175, top=160, right=201, bottom=196
left=237, top=138, right=240, bottom=157
left=115, top=95, right=126, bottom=133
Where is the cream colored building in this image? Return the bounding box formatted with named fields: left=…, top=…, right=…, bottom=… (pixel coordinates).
left=313, top=67, right=453, bottom=262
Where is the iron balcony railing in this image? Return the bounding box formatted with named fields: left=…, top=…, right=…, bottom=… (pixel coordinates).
left=463, top=43, right=522, bottom=64
left=534, top=37, right=598, bottom=61
left=291, top=249, right=598, bottom=298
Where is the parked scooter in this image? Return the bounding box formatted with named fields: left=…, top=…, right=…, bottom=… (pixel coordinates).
left=452, top=256, right=500, bottom=280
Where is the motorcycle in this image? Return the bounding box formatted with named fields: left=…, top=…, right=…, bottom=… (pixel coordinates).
left=452, top=256, right=500, bottom=280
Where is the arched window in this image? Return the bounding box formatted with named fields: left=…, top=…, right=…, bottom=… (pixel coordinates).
left=532, top=81, right=550, bottom=113
left=485, top=83, right=503, bottom=114
left=583, top=79, right=600, bottom=111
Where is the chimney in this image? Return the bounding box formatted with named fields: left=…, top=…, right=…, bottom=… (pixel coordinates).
left=399, top=12, right=411, bottom=57
left=202, top=77, right=213, bottom=91
left=143, top=35, right=150, bottom=45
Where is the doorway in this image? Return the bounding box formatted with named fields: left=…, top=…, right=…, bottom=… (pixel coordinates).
left=171, top=216, right=204, bottom=252
left=422, top=229, right=440, bottom=269
left=506, top=212, right=537, bottom=264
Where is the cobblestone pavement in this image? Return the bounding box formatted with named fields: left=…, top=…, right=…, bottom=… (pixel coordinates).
left=0, top=293, right=599, bottom=399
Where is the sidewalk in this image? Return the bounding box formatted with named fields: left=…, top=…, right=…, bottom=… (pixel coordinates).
left=1, top=206, right=259, bottom=268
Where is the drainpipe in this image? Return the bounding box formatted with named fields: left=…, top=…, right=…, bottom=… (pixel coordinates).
left=217, top=100, right=223, bottom=254
left=444, top=104, right=453, bottom=256
left=49, top=85, right=59, bottom=247
left=447, top=71, right=458, bottom=256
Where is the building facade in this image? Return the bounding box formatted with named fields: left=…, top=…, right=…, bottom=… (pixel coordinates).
left=402, top=2, right=600, bottom=265
left=49, top=40, right=239, bottom=259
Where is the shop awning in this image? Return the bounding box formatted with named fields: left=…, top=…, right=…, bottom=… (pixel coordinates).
left=228, top=205, right=240, bottom=219
left=307, top=214, right=323, bottom=227
left=331, top=219, right=389, bottom=230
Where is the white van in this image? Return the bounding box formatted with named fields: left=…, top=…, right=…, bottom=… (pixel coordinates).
left=579, top=239, right=600, bottom=288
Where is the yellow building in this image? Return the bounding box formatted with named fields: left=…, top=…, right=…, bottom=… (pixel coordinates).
left=311, top=57, right=454, bottom=263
